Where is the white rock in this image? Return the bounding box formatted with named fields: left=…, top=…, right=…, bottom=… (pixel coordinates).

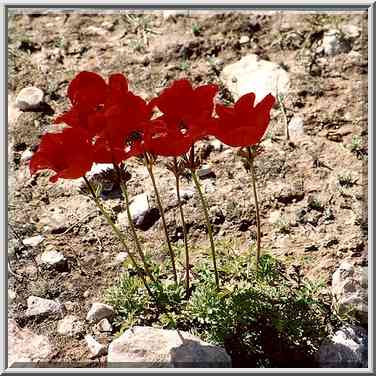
left=221, top=54, right=290, bottom=103
left=342, top=24, right=361, bottom=38
left=15, top=87, right=44, bottom=111
left=180, top=188, right=195, bottom=200
left=85, top=335, right=107, bottom=358
left=117, top=192, right=151, bottom=227
left=40, top=250, right=66, bottom=268
left=20, top=149, right=34, bottom=162
left=197, top=165, right=215, bottom=179
left=9, top=319, right=52, bottom=366
left=317, top=325, right=368, bottom=368
left=288, top=116, right=305, bottom=141
left=97, top=318, right=113, bottom=332
left=332, top=261, right=368, bottom=324
left=239, top=35, right=250, bottom=44
left=9, top=289, right=16, bottom=303
left=25, top=296, right=65, bottom=318
left=322, top=29, right=350, bottom=56
left=22, top=235, right=44, bottom=247
left=107, top=326, right=231, bottom=367
left=114, top=252, right=128, bottom=264
left=86, top=302, right=115, bottom=323
left=57, top=315, right=84, bottom=337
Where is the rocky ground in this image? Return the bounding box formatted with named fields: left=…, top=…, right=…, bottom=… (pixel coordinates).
left=8, top=10, right=368, bottom=367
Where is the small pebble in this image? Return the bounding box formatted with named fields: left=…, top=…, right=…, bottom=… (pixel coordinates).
left=20, top=149, right=34, bottom=162
left=239, top=35, right=250, bottom=44
left=15, top=87, right=44, bottom=111
left=40, top=250, right=67, bottom=268
left=197, top=165, right=215, bottom=179
left=97, top=318, right=113, bottom=333
left=85, top=335, right=107, bottom=358
left=114, top=252, right=128, bottom=264
left=22, top=235, right=44, bottom=247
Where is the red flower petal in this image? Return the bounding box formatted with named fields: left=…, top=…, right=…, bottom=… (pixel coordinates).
left=67, top=71, right=108, bottom=108
left=29, top=127, right=94, bottom=182
left=209, top=93, right=275, bottom=147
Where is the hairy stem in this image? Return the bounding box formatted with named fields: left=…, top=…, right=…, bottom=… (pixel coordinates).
left=173, top=157, right=190, bottom=296
left=113, top=165, right=156, bottom=283
left=190, top=170, right=220, bottom=290
left=144, top=153, right=178, bottom=284
left=247, top=148, right=261, bottom=271
left=83, top=176, right=155, bottom=299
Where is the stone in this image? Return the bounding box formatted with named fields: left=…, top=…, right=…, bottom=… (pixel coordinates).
left=322, top=29, right=351, bottom=56
left=20, top=149, right=34, bottom=163
left=220, top=54, right=290, bottom=103
left=114, top=252, right=128, bottom=264
left=40, top=250, right=67, bottom=269
left=8, top=319, right=53, bottom=366
left=57, top=315, right=85, bottom=337
left=317, top=325, right=368, bottom=368
left=15, top=87, right=44, bottom=111
left=180, top=188, right=195, bottom=200
left=85, top=335, right=107, bottom=358
left=342, top=24, right=361, bottom=38
left=197, top=165, right=215, bottom=179
left=97, top=318, right=113, bottom=332
left=22, top=235, right=44, bottom=247
left=332, top=261, right=368, bottom=324
left=239, top=35, right=250, bottom=44
left=9, top=289, right=16, bottom=303
left=288, top=116, right=305, bottom=140
left=25, top=296, right=66, bottom=318
left=107, top=326, right=232, bottom=367
left=117, top=192, right=158, bottom=229
left=86, top=302, right=115, bottom=323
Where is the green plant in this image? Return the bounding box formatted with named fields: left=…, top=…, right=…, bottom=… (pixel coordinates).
left=192, top=23, right=201, bottom=36
left=308, top=197, right=324, bottom=212
left=179, top=60, right=190, bottom=72
left=106, top=253, right=340, bottom=367
left=337, top=172, right=357, bottom=188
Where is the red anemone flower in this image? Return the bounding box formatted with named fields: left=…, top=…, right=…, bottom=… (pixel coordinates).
left=149, top=79, right=218, bottom=133
left=54, top=71, right=108, bottom=136
left=144, top=118, right=203, bottom=157
left=93, top=74, right=153, bottom=163
left=209, top=93, right=275, bottom=147
left=67, top=71, right=108, bottom=108
left=29, top=127, right=94, bottom=182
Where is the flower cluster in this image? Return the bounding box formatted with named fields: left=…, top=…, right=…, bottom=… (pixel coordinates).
left=30, top=71, right=275, bottom=182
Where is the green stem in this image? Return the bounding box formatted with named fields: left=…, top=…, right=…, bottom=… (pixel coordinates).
left=113, top=167, right=156, bottom=283
left=173, top=157, right=190, bottom=297
left=144, top=153, right=178, bottom=284
left=83, top=176, right=155, bottom=299
left=247, top=147, right=261, bottom=271
left=190, top=170, right=220, bottom=290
